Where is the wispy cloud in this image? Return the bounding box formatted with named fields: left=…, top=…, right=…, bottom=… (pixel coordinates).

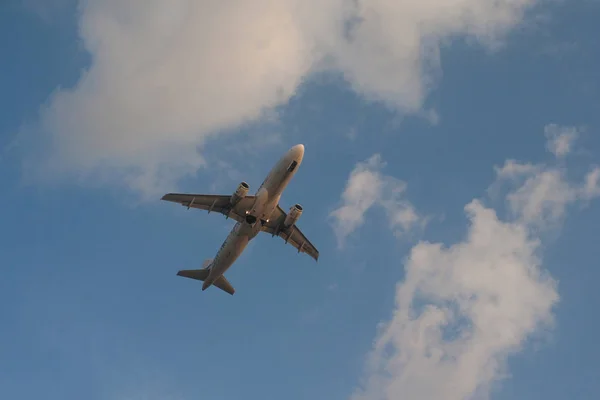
left=23, top=0, right=541, bottom=196
left=351, top=125, right=600, bottom=400
left=492, top=124, right=598, bottom=229
left=544, top=123, right=579, bottom=158
left=330, top=154, right=427, bottom=247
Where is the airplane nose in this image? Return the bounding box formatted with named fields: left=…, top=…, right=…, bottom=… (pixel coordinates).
left=291, top=144, right=304, bottom=158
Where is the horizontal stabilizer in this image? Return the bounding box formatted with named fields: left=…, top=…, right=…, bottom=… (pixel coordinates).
left=176, top=269, right=235, bottom=295
left=213, top=275, right=235, bottom=295
left=177, top=269, right=210, bottom=281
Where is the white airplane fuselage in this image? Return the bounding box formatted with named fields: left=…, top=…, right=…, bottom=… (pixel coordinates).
left=202, top=144, right=305, bottom=291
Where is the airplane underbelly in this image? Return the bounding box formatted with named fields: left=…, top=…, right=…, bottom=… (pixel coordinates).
left=249, top=188, right=282, bottom=223
left=212, top=235, right=250, bottom=276
left=263, top=195, right=280, bottom=220
left=250, top=188, right=269, bottom=218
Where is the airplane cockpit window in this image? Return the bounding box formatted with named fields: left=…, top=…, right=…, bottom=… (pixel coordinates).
left=287, top=160, right=298, bottom=172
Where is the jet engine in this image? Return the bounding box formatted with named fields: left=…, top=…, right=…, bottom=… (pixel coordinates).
left=230, top=181, right=250, bottom=206
left=284, top=204, right=303, bottom=227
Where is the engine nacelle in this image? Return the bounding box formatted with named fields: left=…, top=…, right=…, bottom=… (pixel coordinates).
left=230, top=181, right=250, bottom=206
left=284, top=204, right=303, bottom=227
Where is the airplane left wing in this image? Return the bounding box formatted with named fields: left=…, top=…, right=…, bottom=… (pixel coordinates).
left=161, top=193, right=255, bottom=223
left=261, top=205, right=319, bottom=261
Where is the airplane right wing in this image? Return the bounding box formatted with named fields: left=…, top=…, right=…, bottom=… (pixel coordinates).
left=261, top=205, right=320, bottom=262
left=161, top=193, right=255, bottom=223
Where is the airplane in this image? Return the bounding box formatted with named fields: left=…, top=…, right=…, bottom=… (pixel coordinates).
left=161, top=144, right=319, bottom=295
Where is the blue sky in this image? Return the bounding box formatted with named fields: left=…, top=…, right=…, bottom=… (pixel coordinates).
left=2, top=1, right=600, bottom=399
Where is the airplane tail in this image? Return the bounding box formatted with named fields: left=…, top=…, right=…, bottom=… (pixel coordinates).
left=177, top=269, right=235, bottom=295
left=202, top=258, right=213, bottom=269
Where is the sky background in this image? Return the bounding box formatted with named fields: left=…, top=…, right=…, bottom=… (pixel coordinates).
left=1, top=1, right=600, bottom=399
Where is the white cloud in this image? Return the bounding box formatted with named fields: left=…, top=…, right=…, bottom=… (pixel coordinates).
left=581, top=167, right=600, bottom=200
left=27, top=0, right=541, bottom=196
left=330, top=154, right=425, bottom=247
left=29, top=0, right=314, bottom=197
left=330, top=155, right=387, bottom=244
left=544, top=123, right=579, bottom=158
left=491, top=125, right=598, bottom=229
left=501, top=166, right=577, bottom=227
left=351, top=125, right=600, bottom=400
left=331, top=0, right=538, bottom=110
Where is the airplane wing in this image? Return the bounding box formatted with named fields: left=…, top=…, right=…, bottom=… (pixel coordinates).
left=161, top=193, right=255, bottom=223
left=261, top=205, right=319, bottom=261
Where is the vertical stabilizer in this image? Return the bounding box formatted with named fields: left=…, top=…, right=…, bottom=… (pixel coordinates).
left=202, top=259, right=213, bottom=269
